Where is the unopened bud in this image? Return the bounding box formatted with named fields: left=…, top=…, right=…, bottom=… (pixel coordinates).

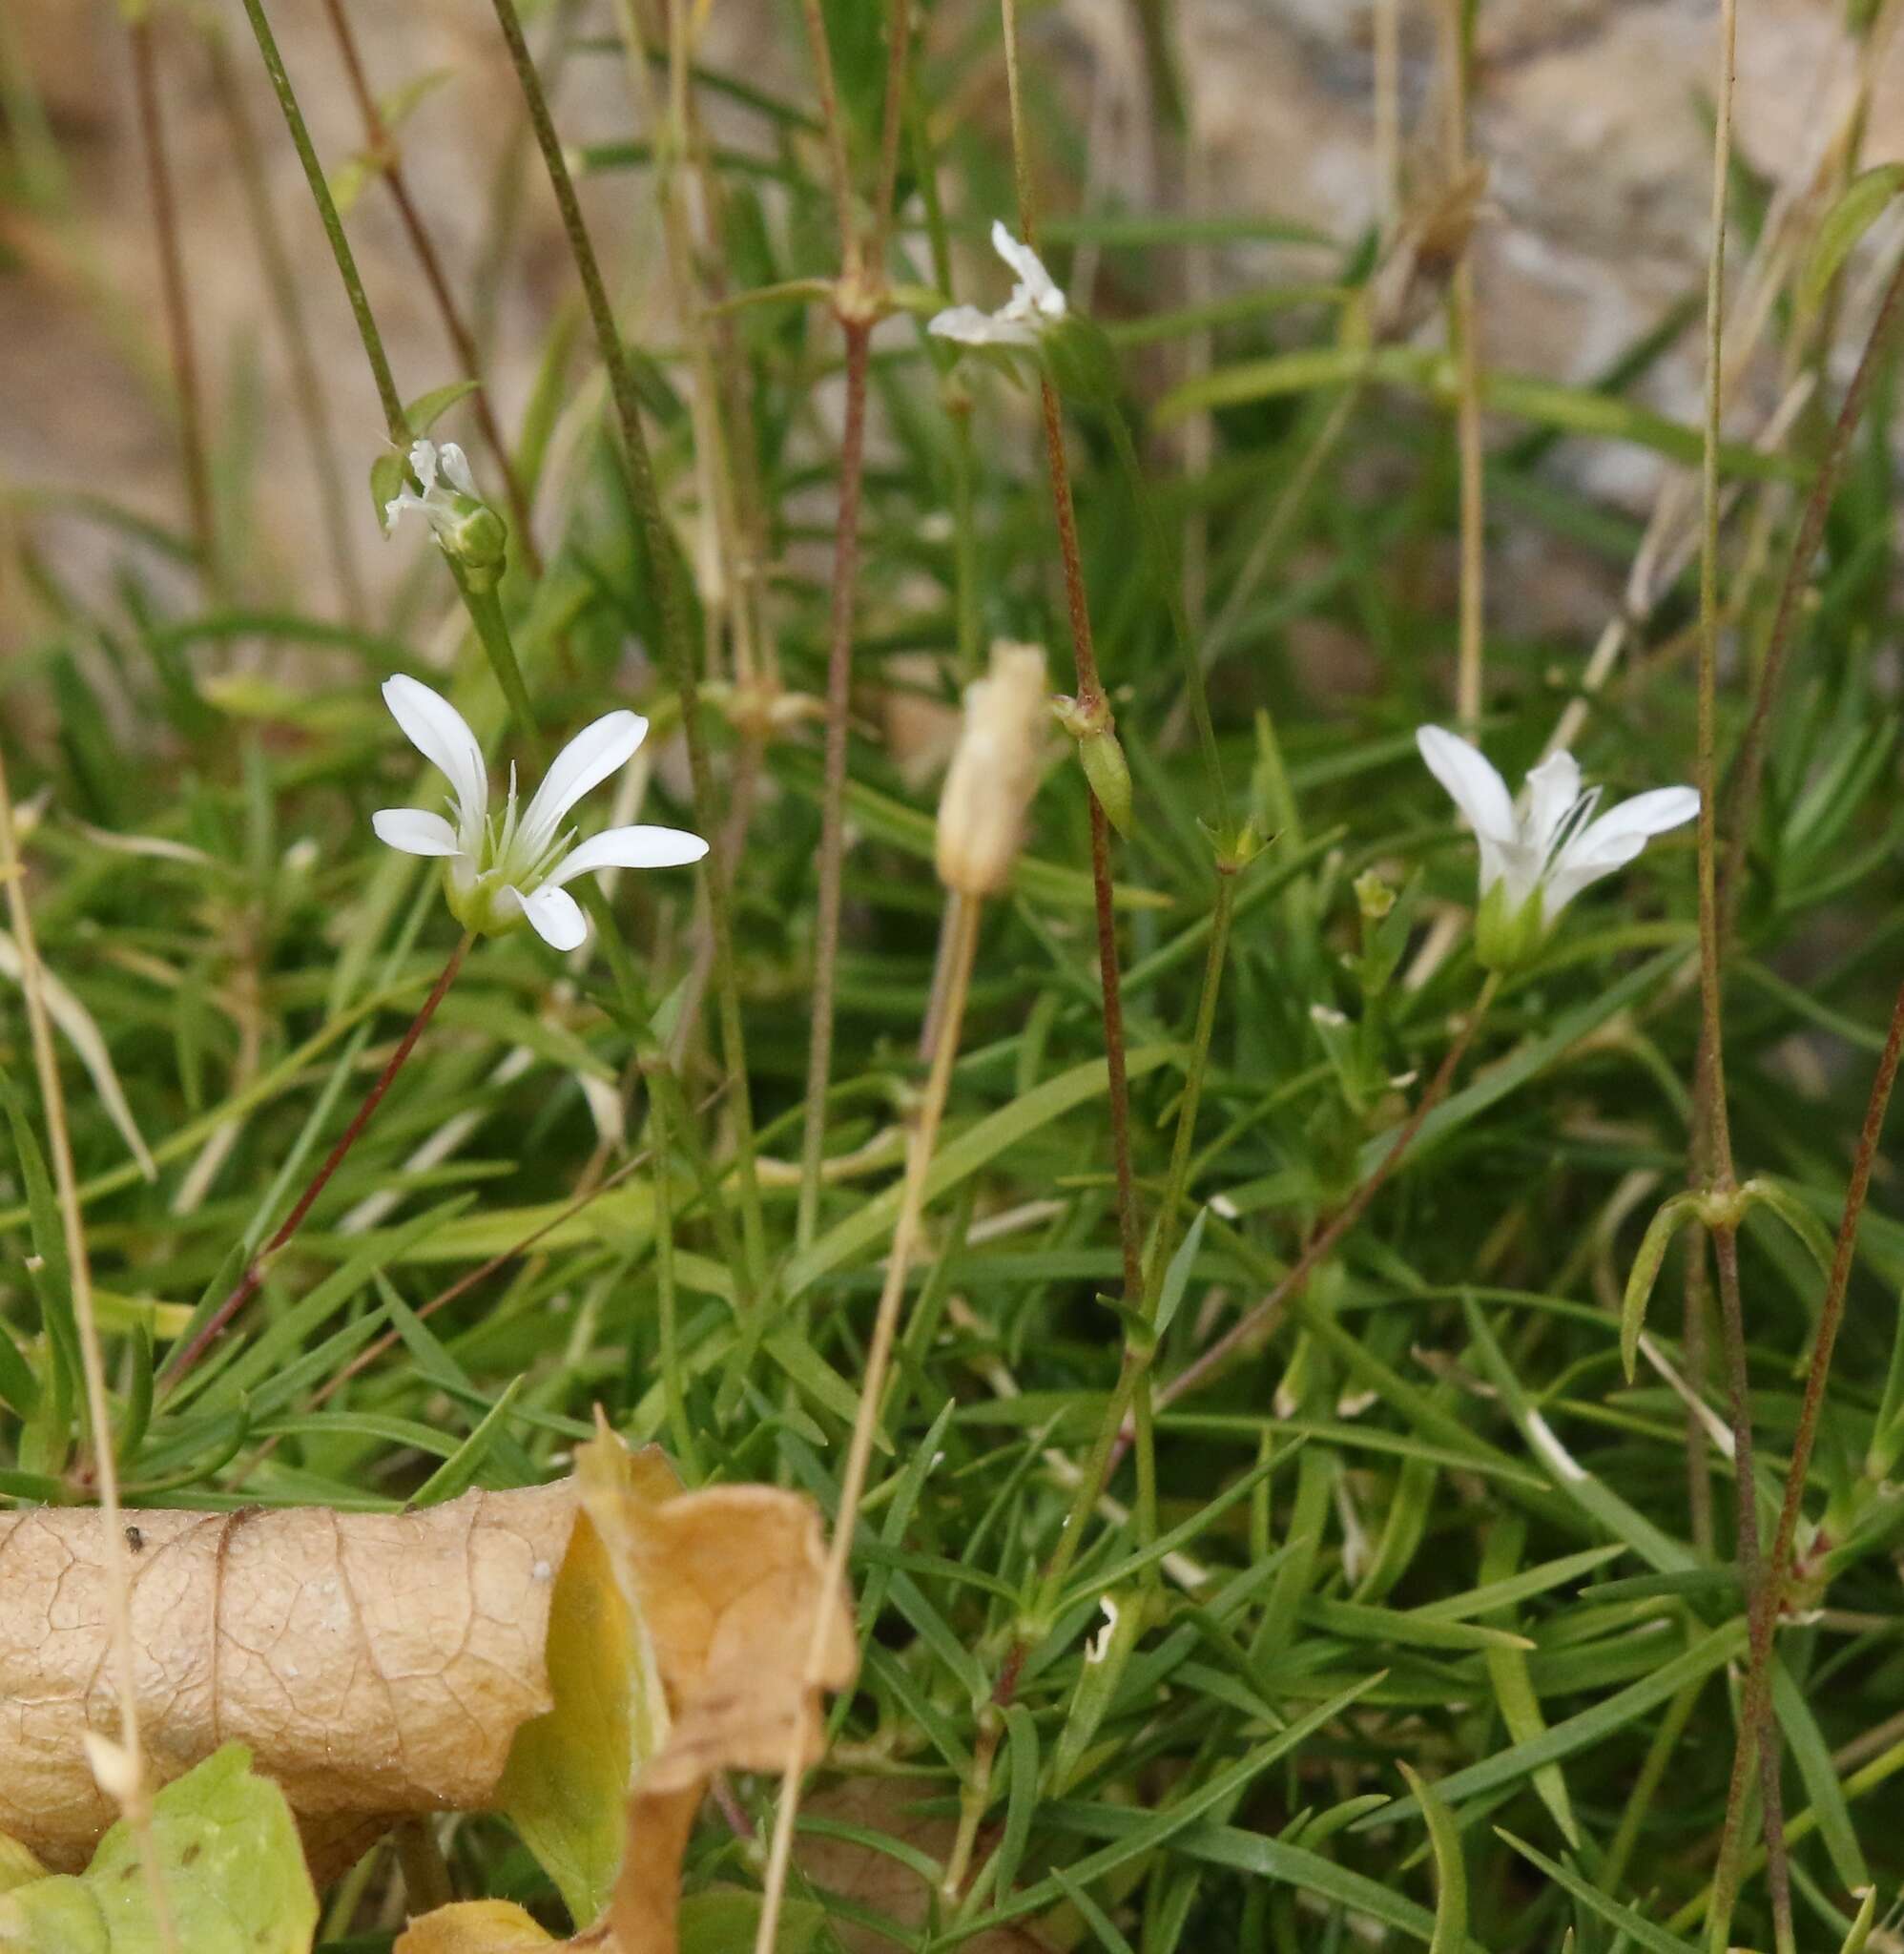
left=1355, top=869, right=1396, bottom=921
left=936, top=641, right=1050, bottom=896
left=1052, top=691, right=1134, bottom=838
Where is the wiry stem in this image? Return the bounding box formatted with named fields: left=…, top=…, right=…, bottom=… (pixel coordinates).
left=1709, top=975, right=1904, bottom=1944
left=318, top=0, right=542, bottom=574
left=1439, top=0, right=1484, bottom=731
left=160, top=935, right=471, bottom=1389
left=129, top=10, right=215, bottom=582
left=797, top=0, right=911, bottom=1246
left=1720, top=245, right=1904, bottom=935
left=1000, top=0, right=1143, bottom=1304
left=753, top=891, right=985, bottom=1954
left=237, top=0, right=406, bottom=446
left=201, top=22, right=365, bottom=622
left=0, top=747, right=176, bottom=1949
left=1691, top=1, right=1789, bottom=1941
left=797, top=315, right=873, bottom=1248
left=485, top=0, right=768, bottom=1295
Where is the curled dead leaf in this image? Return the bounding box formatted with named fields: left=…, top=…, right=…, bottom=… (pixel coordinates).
left=0, top=1424, right=856, bottom=1953
left=0, top=1482, right=579, bottom=1877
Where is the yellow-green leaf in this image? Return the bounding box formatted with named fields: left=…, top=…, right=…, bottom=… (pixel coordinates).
left=495, top=1507, right=668, bottom=1926
left=0, top=1745, right=316, bottom=1954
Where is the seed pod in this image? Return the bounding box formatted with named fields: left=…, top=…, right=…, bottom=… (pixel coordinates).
left=936, top=641, right=1050, bottom=896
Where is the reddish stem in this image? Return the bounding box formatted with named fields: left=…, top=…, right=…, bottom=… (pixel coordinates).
left=161, top=935, right=470, bottom=1387
left=130, top=13, right=216, bottom=577
left=797, top=315, right=874, bottom=1243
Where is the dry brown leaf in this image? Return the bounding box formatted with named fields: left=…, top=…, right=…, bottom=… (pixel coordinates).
left=580, top=1434, right=857, bottom=1794
left=1, top=1432, right=857, bottom=1953
left=581, top=1424, right=858, bottom=1952
left=0, top=1482, right=580, bottom=1876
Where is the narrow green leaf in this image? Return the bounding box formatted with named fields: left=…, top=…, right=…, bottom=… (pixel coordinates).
left=1154, top=1205, right=1209, bottom=1341
left=1365, top=1618, right=1746, bottom=1825
left=1397, top=1763, right=1466, bottom=1954
left=785, top=1045, right=1181, bottom=1300
left=1497, top=1828, right=1698, bottom=1953
left=404, top=378, right=481, bottom=435
left=1798, top=163, right=1904, bottom=317
left=1622, top=1193, right=1702, bottom=1381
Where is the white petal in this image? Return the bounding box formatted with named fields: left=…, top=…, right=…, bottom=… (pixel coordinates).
left=990, top=219, right=1065, bottom=318
left=437, top=442, right=477, bottom=497
left=382, top=676, right=489, bottom=836
left=407, top=439, right=440, bottom=496
left=1521, top=750, right=1583, bottom=857
left=548, top=824, right=710, bottom=885
left=517, top=711, right=649, bottom=856
left=506, top=882, right=588, bottom=952
left=1418, top=726, right=1518, bottom=847
left=928, top=304, right=1040, bottom=348
left=371, top=808, right=462, bottom=857
left=1545, top=786, right=1700, bottom=915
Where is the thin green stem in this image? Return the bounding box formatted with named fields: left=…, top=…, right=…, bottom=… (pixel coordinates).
left=485, top=0, right=767, bottom=1298
left=455, top=573, right=542, bottom=755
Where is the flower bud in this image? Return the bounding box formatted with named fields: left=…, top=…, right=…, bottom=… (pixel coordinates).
left=1051, top=691, right=1134, bottom=839
left=1355, top=869, right=1396, bottom=922
left=936, top=641, right=1050, bottom=897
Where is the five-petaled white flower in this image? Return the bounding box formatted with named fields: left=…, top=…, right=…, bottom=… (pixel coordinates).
left=1417, top=726, right=1698, bottom=969
left=929, top=221, right=1068, bottom=349
left=372, top=676, right=708, bottom=952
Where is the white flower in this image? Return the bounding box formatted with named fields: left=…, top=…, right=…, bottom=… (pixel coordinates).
left=1417, top=725, right=1698, bottom=967
left=371, top=675, right=708, bottom=952
left=383, top=439, right=477, bottom=539
left=928, top=220, right=1067, bottom=349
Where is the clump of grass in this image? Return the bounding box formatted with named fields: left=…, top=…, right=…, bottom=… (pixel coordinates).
left=5, top=2, right=1904, bottom=1950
